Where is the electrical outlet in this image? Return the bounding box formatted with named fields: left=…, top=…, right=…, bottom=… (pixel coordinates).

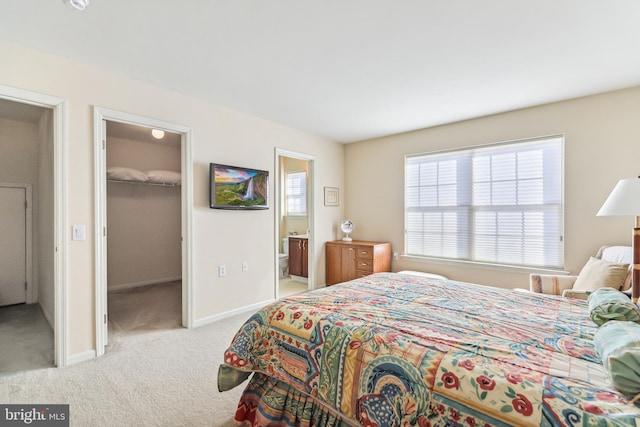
left=392, top=252, right=399, bottom=260
left=218, top=265, right=226, bottom=277
left=242, top=261, right=249, bottom=272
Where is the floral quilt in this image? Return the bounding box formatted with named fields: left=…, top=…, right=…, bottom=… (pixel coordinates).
left=218, top=272, right=640, bottom=426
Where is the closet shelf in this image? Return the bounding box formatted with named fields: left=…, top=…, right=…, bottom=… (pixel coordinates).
left=107, top=179, right=180, bottom=187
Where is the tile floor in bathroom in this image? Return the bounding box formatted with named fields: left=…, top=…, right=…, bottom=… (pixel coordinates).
left=279, top=277, right=308, bottom=298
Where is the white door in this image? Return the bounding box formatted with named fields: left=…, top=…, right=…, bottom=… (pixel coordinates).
left=0, top=186, right=27, bottom=306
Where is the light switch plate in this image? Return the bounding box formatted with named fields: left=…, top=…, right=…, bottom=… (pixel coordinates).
left=72, top=225, right=86, bottom=241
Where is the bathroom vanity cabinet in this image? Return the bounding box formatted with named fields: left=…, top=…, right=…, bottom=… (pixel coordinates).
left=288, top=237, right=308, bottom=278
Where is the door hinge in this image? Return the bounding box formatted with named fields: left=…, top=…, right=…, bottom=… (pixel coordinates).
left=104, top=314, right=107, bottom=324
left=103, top=227, right=106, bottom=237
left=102, top=139, right=105, bottom=150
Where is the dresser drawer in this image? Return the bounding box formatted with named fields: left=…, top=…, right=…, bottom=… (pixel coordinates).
left=356, top=259, right=374, bottom=273
left=357, top=247, right=373, bottom=260
left=355, top=270, right=372, bottom=279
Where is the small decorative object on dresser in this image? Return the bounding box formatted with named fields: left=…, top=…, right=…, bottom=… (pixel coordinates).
left=326, top=240, right=391, bottom=285
left=339, top=219, right=354, bottom=241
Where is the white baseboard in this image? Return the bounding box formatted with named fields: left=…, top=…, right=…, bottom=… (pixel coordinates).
left=67, top=349, right=96, bottom=366
left=192, top=299, right=275, bottom=328
left=108, top=276, right=182, bottom=292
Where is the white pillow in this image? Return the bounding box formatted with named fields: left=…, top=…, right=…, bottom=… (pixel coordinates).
left=146, top=170, right=181, bottom=185
left=107, top=166, right=148, bottom=182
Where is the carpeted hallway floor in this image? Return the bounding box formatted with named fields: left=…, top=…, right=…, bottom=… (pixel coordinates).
left=0, top=281, right=255, bottom=426
left=0, top=303, right=54, bottom=376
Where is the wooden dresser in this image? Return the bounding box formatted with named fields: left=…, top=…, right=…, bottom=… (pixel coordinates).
left=325, top=240, right=391, bottom=285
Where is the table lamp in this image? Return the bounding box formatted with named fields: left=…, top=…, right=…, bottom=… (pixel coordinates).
left=597, top=177, right=640, bottom=302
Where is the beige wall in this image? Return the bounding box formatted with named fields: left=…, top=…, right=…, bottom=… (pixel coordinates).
left=0, top=111, right=55, bottom=326
left=37, top=109, right=55, bottom=326
left=0, top=118, right=39, bottom=184
left=0, top=117, right=40, bottom=306
left=0, top=40, right=345, bottom=358
left=106, top=135, right=182, bottom=289
left=107, top=135, right=181, bottom=172
left=345, top=87, right=640, bottom=289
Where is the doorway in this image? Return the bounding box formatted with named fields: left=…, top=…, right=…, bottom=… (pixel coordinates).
left=94, top=108, right=193, bottom=357
left=275, top=149, right=315, bottom=299
left=0, top=87, right=67, bottom=369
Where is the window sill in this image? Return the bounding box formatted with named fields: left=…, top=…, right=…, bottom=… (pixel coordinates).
left=400, top=255, right=570, bottom=275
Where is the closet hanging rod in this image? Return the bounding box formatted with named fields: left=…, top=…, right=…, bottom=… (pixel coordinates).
left=106, top=179, right=180, bottom=187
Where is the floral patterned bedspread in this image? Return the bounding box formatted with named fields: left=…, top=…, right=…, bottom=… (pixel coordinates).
left=219, top=272, right=640, bottom=426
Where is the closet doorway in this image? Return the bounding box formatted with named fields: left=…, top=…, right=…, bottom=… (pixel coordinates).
left=275, top=149, right=315, bottom=299
left=94, top=108, right=193, bottom=357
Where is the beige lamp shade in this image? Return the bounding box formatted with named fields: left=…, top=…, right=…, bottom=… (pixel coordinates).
left=597, top=178, right=640, bottom=217
left=597, top=177, right=640, bottom=302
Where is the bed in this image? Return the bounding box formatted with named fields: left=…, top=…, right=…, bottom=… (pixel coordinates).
left=218, top=272, right=640, bottom=426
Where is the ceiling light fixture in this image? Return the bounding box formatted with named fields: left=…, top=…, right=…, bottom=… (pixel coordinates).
left=67, top=0, right=89, bottom=11
left=151, top=129, right=165, bottom=139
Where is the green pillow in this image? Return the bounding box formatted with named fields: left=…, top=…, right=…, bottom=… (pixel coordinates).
left=594, top=320, right=640, bottom=398
left=588, top=287, right=640, bottom=326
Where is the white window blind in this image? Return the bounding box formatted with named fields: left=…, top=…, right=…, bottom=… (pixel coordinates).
left=405, top=136, right=564, bottom=269
left=286, top=171, right=307, bottom=216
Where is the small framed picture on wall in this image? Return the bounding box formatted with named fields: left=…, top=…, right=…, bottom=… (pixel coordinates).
left=324, top=187, right=339, bottom=206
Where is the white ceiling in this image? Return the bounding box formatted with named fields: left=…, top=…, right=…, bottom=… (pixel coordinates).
left=1, top=1, right=639, bottom=143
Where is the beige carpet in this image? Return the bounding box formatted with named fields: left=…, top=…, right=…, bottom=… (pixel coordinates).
left=108, top=280, right=182, bottom=338
left=0, top=303, right=54, bottom=376
left=0, top=282, right=253, bottom=426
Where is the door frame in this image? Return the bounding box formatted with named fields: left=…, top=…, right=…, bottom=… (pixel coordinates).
left=93, top=107, right=194, bottom=357
left=0, top=84, right=68, bottom=367
left=0, top=183, right=33, bottom=304
left=274, top=148, right=316, bottom=298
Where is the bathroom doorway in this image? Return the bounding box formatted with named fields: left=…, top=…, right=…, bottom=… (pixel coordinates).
left=275, top=149, right=315, bottom=299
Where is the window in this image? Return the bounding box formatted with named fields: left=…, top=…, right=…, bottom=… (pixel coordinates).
left=285, top=171, right=307, bottom=216
left=405, top=136, right=563, bottom=269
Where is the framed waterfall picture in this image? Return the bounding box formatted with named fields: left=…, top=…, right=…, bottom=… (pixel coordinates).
left=209, top=163, right=269, bottom=210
